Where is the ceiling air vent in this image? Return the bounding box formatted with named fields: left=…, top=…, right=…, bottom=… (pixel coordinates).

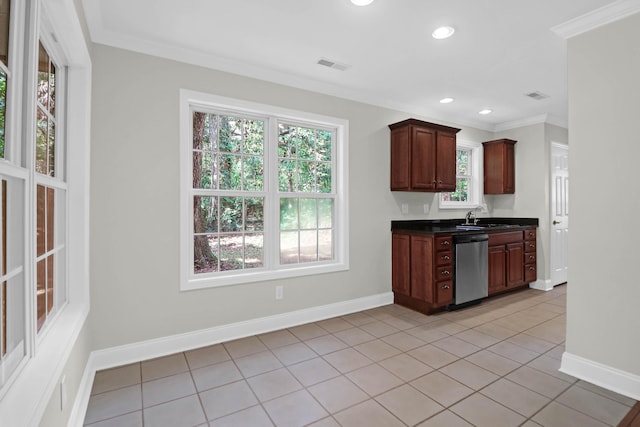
left=525, top=91, right=549, bottom=100
left=317, top=58, right=350, bottom=71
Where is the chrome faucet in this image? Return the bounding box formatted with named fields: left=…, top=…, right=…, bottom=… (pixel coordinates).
left=465, top=209, right=478, bottom=225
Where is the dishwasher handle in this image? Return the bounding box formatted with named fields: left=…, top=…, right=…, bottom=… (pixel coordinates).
left=453, top=233, right=488, bottom=244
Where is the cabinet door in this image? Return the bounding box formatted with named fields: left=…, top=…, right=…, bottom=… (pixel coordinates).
left=390, top=127, right=410, bottom=190
left=435, top=131, right=457, bottom=191
left=391, top=234, right=410, bottom=296
left=506, top=242, right=524, bottom=287
left=411, top=127, right=437, bottom=190
left=504, top=142, right=515, bottom=193
left=410, top=235, right=434, bottom=303
left=488, top=245, right=506, bottom=294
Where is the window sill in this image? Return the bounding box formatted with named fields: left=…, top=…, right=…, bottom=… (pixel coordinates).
left=0, top=302, right=89, bottom=426
left=182, top=262, right=349, bottom=291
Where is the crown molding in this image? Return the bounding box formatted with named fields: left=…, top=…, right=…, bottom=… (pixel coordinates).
left=552, top=0, right=640, bottom=39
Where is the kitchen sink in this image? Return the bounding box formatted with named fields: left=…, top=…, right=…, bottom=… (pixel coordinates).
left=456, top=225, right=486, bottom=231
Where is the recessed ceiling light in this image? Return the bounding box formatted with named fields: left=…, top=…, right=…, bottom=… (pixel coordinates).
left=440, top=97, right=454, bottom=104
left=479, top=109, right=493, bottom=115
left=432, top=26, right=455, bottom=40
left=350, top=0, right=374, bottom=5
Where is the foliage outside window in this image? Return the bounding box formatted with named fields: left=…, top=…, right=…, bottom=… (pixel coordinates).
left=182, top=92, right=348, bottom=289
left=439, top=140, right=482, bottom=209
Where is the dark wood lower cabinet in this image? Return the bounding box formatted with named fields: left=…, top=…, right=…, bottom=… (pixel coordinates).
left=506, top=242, right=525, bottom=287
left=393, top=227, right=537, bottom=313
left=488, top=245, right=506, bottom=294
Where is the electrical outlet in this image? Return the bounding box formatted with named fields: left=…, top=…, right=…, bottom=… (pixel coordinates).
left=401, top=203, right=409, bottom=214
left=275, top=285, right=283, bottom=300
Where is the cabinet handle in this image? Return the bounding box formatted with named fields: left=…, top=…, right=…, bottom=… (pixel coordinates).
left=442, top=285, right=450, bottom=289
left=433, top=180, right=437, bottom=185
left=529, top=255, right=535, bottom=260
left=529, top=267, right=535, bottom=271
left=529, top=244, right=535, bottom=248
left=441, top=241, right=450, bottom=245
left=442, top=270, right=450, bottom=275
left=442, top=255, right=450, bottom=260
left=528, top=232, right=534, bottom=237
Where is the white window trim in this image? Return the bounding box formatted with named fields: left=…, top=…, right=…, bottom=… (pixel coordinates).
left=179, top=90, right=349, bottom=290
left=439, top=139, right=484, bottom=210
left=0, top=0, right=91, bottom=425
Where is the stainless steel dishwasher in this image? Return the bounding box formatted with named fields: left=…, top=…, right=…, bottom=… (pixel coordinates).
left=449, top=233, right=488, bottom=310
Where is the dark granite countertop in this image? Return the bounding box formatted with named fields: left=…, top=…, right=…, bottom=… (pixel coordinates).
left=391, top=218, right=539, bottom=235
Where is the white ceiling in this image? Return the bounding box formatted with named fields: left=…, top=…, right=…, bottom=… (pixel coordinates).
left=82, top=0, right=626, bottom=131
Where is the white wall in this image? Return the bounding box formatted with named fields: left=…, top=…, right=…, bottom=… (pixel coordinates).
left=565, top=12, right=640, bottom=379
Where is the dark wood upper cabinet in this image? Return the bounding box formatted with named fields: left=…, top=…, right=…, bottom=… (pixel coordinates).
left=483, top=138, right=516, bottom=194
left=389, top=119, right=460, bottom=192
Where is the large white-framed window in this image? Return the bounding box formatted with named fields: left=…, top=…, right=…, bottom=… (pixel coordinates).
left=439, top=139, right=483, bottom=209
left=0, top=0, right=91, bottom=423
left=180, top=91, right=349, bottom=290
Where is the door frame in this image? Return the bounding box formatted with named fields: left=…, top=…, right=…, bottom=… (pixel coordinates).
left=549, top=142, right=569, bottom=287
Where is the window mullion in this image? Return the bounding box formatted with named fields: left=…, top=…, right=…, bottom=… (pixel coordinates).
left=265, top=117, right=279, bottom=269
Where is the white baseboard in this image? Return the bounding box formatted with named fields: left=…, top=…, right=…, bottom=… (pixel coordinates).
left=560, top=351, right=640, bottom=401
left=68, top=291, right=393, bottom=426
left=529, top=279, right=554, bottom=291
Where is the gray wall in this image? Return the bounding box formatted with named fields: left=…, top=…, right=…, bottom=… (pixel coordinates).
left=566, top=12, right=640, bottom=374
left=88, top=44, right=502, bottom=350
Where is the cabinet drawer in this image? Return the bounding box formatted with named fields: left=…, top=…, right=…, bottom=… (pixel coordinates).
left=525, top=265, right=537, bottom=282
left=488, top=231, right=523, bottom=246
left=436, top=266, right=453, bottom=281
left=435, top=235, right=452, bottom=250
left=524, top=228, right=536, bottom=241
left=436, top=251, right=452, bottom=266
left=525, top=252, right=536, bottom=264
left=525, top=241, right=536, bottom=253
left=436, top=281, right=453, bottom=306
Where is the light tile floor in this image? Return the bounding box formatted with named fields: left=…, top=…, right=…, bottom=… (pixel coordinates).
left=83, top=285, right=637, bottom=427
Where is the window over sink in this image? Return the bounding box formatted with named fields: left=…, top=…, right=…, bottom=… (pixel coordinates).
left=439, top=140, right=483, bottom=209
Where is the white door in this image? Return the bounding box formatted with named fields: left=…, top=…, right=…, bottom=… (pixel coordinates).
left=550, top=143, right=569, bottom=286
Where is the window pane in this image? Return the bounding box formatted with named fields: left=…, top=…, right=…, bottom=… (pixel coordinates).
left=46, top=187, right=54, bottom=251
left=46, top=255, right=53, bottom=313
left=278, top=124, right=295, bottom=158
left=219, top=116, right=242, bottom=153
left=244, top=233, right=263, bottom=269
left=219, top=154, right=241, bottom=190
left=318, top=162, right=332, bottom=193
left=245, top=198, right=263, bottom=231
left=299, top=199, right=317, bottom=229
left=36, top=259, right=46, bottom=331
left=193, top=151, right=215, bottom=189
left=0, top=0, right=10, bottom=66
left=280, top=198, right=298, bottom=230
left=36, top=185, right=45, bottom=256
left=218, top=235, right=243, bottom=271
left=35, top=108, right=48, bottom=175
left=297, top=128, right=314, bottom=160
left=297, top=161, right=316, bottom=192
left=243, top=156, right=263, bottom=191
left=194, top=196, right=217, bottom=233
left=456, top=149, right=471, bottom=176
left=278, top=159, right=296, bottom=192
left=318, top=229, right=333, bottom=261
left=194, top=235, right=217, bottom=274
left=317, top=130, right=332, bottom=162
left=318, top=199, right=333, bottom=228
left=299, top=230, right=317, bottom=262
left=220, top=197, right=242, bottom=232
left=243, top=120, right=264, bottom=155
left=280, top=231, right=298, bottom=265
